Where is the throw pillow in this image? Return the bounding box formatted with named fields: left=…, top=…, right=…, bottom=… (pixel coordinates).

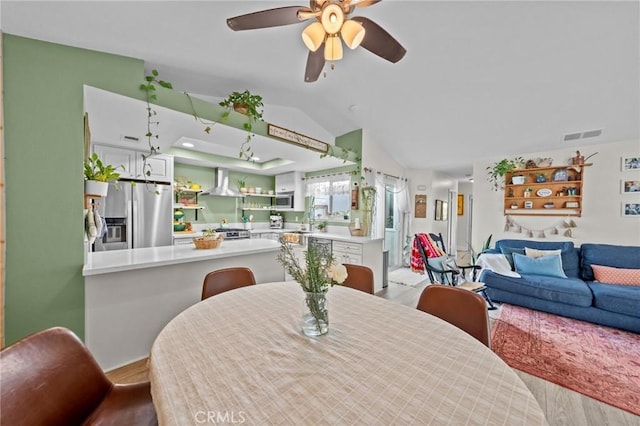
left=500, top=246, right=526, bottom=270
left=591, top=264, right=640, bottom=286
left=513, top=253, right=567, bottom=278
left=525, top=247, right=565, bottom=271
left=524, top=247, right=562, bottom=258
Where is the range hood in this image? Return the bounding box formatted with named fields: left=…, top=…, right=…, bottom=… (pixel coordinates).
left=202, top=168, right=243, bottom=197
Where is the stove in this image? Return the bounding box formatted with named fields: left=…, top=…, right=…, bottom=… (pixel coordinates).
left=215, top=228, right=251, bottom=240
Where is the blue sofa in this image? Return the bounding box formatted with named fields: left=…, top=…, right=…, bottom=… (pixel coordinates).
left=479, top=239, right=640, bottom=333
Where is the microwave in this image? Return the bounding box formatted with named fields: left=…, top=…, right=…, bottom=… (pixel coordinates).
left=274, top=193, right=294, bottom=209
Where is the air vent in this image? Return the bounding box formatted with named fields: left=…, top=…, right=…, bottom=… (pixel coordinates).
left=581, top=129, right=602, bottom=139
left=120, top=135, right=140, bottom=143
left=563, top=132, right=582, bottom=142
left=563, top=128, right=603, bottom=142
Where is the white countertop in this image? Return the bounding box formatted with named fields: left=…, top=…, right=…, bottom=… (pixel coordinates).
left=83, top=239, right=281, bottom=276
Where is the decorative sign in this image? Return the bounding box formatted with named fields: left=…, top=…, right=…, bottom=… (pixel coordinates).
left=267, top=124, right=329, bottom=153
left=457, top=194, right=464, bottom=216
left=415, top=194, right=427, bottom=218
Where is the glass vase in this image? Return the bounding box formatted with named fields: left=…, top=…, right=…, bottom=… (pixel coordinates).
left=301, top=291, right=329, bottom=337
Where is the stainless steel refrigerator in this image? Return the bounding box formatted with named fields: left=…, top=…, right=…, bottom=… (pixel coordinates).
left=94, top=181, right=173, bottom=251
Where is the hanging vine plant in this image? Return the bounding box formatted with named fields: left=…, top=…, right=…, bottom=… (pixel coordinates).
left=139, top=69, right=173, bottom=179
left=218, top=90, right=264, bottom=161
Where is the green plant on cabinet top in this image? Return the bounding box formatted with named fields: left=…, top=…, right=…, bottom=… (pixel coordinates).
left=84, top=153, right=122, bottom=182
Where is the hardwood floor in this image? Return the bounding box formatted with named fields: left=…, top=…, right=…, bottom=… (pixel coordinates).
left=106, top=280, right=640, bottom=426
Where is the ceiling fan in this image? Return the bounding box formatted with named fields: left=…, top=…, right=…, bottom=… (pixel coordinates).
left=227, top=0, right=406, bottom=82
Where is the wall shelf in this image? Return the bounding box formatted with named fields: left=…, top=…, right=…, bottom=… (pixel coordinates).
left=503, top=164, right=590, bottom=217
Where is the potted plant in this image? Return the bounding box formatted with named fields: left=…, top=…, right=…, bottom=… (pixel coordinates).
left=486, top=157, right=525, bottom=191
left=523, top=187, right=533, bottom=197
left=84, top=153, right=123, bottom=196
left=316, top=221, right=328, bottom=232
left=219, top=90, right=264, bottom=161
left=237, top=177, right=248, bottom=193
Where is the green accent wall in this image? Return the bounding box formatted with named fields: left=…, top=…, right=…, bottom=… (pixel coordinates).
left=2, top=34, right=365, bottom=346
left=3, top=34, right=146, bottom=345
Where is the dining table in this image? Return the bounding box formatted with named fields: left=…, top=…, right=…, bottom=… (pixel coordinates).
left=149, top=282, right=548, bottom=425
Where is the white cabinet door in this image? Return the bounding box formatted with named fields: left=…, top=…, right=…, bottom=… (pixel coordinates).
left=92, top=144, right=173, bottom=183
left=276, top=172, right=305, bottom=211
left=93, top=144, right=137, bottom=179
left=138, top=153, right=173, bottom=183
left=275, top=172, right=296, bottom=193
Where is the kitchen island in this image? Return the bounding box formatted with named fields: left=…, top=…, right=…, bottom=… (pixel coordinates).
left=83, top=239, right=283, bottom=370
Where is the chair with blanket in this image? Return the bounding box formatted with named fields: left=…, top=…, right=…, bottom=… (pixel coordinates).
left=412, top=233, right=497, bottom=310
left=429, top=232, right=482, bottom=281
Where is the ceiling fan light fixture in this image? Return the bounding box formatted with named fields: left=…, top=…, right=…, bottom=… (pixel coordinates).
left=302, top=22, right=325, bottom=51
left=321, top=3, right=344, bottom=34
left=340, top=19, right=366, bottom=49
left=324, top=35, right=343, bottom=61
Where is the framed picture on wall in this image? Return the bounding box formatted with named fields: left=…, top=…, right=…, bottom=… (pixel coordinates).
left=622, top=203, right=640, bottom=216
left=414, top=194, right=427, bottom=218
left=622, top=156, right=640, bottom=171
left=457, top=194, right=464, bottom=215
left=435, top=200, right=443, bottom=221
left=621, top=180, right=640, bottom=193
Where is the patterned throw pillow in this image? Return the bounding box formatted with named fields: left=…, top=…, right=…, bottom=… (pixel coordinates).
left=524, top=247, right=562, bottom=258
left=591, top=264, right=640, bottom=286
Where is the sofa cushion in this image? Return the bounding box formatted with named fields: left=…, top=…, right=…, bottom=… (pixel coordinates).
left=591, top=265, right=640, bottom=286
left=480, top=270, right=592, bottom=307
left=513, top=253, right=567, bottom=278
left=588, top=282, right=640, bottom=318
left=500, top=246, right=525, bottom=270
left=580, top=244, right=640, bottom=281
left=494, top=239, right=580, bottom=278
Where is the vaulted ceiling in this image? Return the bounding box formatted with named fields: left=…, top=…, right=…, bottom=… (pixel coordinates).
left=2, top=1, right=638, bottom=178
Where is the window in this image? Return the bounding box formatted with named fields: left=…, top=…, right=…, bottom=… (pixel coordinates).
left=306, top=174, right=351, bottom=221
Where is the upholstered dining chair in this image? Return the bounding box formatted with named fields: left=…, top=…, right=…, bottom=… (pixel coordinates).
left=201, top=267, right=256, bottom=300
left=0, top=326, right=158, bottom=426
left=342, top=264, right=375, bottom=294
left=416, top=285, right=491, bottom=348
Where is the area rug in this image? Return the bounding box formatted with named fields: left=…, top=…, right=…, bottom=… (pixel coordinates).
left=491, top=304, right=640, bottom=415
left=388, top=268, right=427, bottom=288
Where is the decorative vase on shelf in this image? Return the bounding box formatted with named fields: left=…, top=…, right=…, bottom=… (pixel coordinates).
left=301, top=290, right=329, bottom=337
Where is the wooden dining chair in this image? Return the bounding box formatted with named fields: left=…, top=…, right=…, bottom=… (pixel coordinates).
left=416, top=285, right=491, bottom=348
left=0, top=326, right=157, bottom=426
left=201, top=267, right=256, bottom=300
left=342, top=264, right=374, bottom=294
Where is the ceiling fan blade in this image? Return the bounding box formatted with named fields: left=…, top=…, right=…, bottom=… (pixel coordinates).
left=352, top=16, right=406, bottom=63
left=227, top=6, right=312, bottom=31
left=304, top=48, right=326, bottom=82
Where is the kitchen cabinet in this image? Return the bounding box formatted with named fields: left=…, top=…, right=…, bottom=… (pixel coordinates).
left=275, top=171, right=305, bottom=211
left=503, top=164, right=590, bottom=217
left=332, top=241, right=363, bottom=264
left=93, top=144, right=173, bottom=183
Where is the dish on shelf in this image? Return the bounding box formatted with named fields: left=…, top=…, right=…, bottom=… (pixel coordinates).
left=536, top=188, right=552, bottom=197
left=543, top=202, right=555, bottom=209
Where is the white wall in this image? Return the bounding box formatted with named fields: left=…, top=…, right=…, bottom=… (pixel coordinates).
left=406, top=169, right=458, bottom=246
left=472, top=139, right=640, bottom=249
left=457, top=181, right=474, bottom=251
